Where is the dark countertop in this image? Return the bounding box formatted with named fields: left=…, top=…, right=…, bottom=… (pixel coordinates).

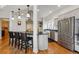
left=38, top=33, right=48, bottom=35
left=44, top=29, right=58, bottom=32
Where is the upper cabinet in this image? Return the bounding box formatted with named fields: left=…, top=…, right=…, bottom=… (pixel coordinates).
left=43, top=18, right=58, bottom=30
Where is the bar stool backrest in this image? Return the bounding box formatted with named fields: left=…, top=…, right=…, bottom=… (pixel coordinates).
left=18, top=32, right=24, bottom=39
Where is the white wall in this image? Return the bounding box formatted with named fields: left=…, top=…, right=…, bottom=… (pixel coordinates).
left=9, top=19, right=26, bottom=32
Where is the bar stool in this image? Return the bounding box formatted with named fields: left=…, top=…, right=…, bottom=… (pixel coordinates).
left=17, top=32, right=25, bottom=50
left=17, top=32, right=28, bottom=53
left=9, top=31, right=13, bottom=46
left=27, top=35, right=33, bottom=50
left=9, top=31, right=16, bottom=47
left=14, top=32, right=18, bottom=48
left=21, top=33, right=27, bottom=52
left=17, top=32, right=33, bottom=53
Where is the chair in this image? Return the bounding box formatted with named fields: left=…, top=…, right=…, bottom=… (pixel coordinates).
left=16, top=32, right=33, bottom=53
left=17, top=32, right=28, bottom=53
left=14, top=32, right=18, bottom=48
left=9, top=31, right=16, bottom=47
left=22, top=33, right=33, bottom=53
left=27, top=34, right=33, bottom=50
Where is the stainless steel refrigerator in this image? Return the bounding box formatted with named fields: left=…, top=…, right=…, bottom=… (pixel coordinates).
left=58, top=16, right=75, bottom=51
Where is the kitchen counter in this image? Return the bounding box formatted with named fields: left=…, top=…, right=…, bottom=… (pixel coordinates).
left=44, top=29, right=58, bottom=32
left=38, top=33, right=48, bottom=35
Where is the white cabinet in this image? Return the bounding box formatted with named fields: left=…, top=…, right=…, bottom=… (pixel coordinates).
left=38, top=34, right=48, bottom=50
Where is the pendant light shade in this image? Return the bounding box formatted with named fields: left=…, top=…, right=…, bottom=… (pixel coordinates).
left=18, top=8, right=21, bottom=19
left=11, top=11, right=14, bottom=20
left=26, top=5, right=30, bottom=18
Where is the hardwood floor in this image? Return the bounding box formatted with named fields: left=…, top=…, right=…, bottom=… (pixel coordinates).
left=0, top=29, right=77, bottom=54
left=0, top=38, right=77, bottom=54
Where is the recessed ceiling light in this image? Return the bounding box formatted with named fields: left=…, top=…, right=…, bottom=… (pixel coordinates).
left=49, top=11, right=52, bottom=13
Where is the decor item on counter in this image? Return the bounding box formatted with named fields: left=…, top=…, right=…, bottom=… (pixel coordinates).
left=38, top=21, right=43, bottom=33
left=26, top=19, right=33, bottom=33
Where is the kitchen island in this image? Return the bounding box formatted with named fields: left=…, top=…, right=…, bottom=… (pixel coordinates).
left=38, top=33, right=48, bottom=50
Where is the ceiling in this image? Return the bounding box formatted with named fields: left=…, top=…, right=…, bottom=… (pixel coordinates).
left=37, top=5, right=69, bottom=19
left=0, top=5, right=69, bottom=19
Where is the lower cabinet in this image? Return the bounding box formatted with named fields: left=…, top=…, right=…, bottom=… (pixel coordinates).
left=38, top=34, right=48, bottom=50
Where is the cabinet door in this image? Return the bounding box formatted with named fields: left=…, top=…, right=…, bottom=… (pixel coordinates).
left=38, top=35, right=48, bottom=50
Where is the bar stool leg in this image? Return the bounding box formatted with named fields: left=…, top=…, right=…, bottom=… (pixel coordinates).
left=9, top=38, right=11, bottom=46
left=11, top=38, right=13, bottom=46
left=14, top=39, right=17, bottom=48
left=18, top=40, right=20, bottom=49
left=25, top=45, right=27, bottom=53
left=20, top=42, right=23, bottom=50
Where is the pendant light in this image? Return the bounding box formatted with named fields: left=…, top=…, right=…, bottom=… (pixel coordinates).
left=26, top=5, right=30, bottom=18
left=11, top=11, right=14, bottom=20
left=18, top=8, right=21, bottom=19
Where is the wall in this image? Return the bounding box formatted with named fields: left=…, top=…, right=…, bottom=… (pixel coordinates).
left=9, top=19, right=26, bottom=32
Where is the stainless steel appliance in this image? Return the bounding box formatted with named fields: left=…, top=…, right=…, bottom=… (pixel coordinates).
left=58, top=16, right=75, bottom=51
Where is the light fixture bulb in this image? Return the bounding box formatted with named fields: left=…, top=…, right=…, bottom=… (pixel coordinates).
left=18, top=16, right=21, bottom=19
left=11, top=17, right=14, bottom=20
left=26, top=13, right=30, bottom=18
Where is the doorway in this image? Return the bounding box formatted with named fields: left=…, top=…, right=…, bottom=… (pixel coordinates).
left=2, top=19, right=9, bottom=41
